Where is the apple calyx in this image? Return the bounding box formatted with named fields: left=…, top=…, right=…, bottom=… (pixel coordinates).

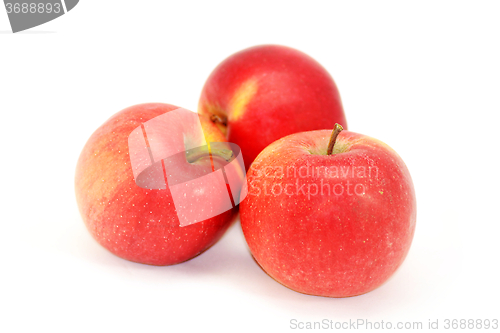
left=210, top=113, right=228, bottom=127
left=326, top=123, right=344, bottom=155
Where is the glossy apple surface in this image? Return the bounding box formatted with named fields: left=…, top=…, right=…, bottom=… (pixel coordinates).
left=240, top=129, right=416, bottom=297
left=75, top=103, right=238, bottom=265
left=199, top=44, right=347, bottom=170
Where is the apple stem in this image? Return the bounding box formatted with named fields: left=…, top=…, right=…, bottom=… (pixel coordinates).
left=327, top=123, right=344, bottom=155
left=210, top=114, right=228, bottom=126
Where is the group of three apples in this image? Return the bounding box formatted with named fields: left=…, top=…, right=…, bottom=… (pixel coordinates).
left=75, top=45, right=416, bottom=298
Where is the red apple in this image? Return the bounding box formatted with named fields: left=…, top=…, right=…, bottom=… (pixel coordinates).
left=75, top=103, right=243, bottom=265
left=199, top=44, right=347, bottom=170
left=240, top=125, right=416, bottom=297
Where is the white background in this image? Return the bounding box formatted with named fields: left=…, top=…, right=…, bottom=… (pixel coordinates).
left=1, top=1, right=499, bottom=332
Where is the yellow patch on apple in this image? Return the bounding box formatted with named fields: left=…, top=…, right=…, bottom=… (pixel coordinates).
left=229, top=78, right=258, bottom=121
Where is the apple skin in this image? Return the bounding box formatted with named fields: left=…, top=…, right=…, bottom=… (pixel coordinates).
left=240, top=129, right=416, bottom=297
left=75, top=103, right=237, bottom=266
left=199, top=44, right=347, bottom=170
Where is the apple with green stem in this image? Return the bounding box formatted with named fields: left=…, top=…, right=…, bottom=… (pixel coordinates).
left=75, top=103, right=244, bottom=265
left=199, top=44, right=347, bottom=170
left=240, top=125, right=416, bottom=297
